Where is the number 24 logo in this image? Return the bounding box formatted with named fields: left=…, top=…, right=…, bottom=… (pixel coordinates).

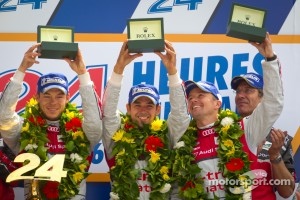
left=0, top=0, right=46, bottom=12
left=6, top=153, right=67, bottom=183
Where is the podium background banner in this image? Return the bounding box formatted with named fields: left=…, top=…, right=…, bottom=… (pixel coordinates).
left=0, top=0, right=299, bottom=177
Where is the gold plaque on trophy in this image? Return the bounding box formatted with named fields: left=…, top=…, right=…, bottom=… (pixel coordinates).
left=37, top=25, right=78, bottom=60
left=226, top=3, right=267, bottom=43
left=127, top=18, right=165, bottom=53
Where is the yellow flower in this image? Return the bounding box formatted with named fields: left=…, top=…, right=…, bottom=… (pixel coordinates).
left=149, top=150, right=160, bottom=163
left=116, top=159, right=124, bottom=166
left=66, top=111, right=75, bottom=119
left=230, top=186, right=243, bottom=194
left=239, top=175, right=247, bottom=182
left=225, top=147, right=235, bottom=157
left=112, top=129, right=125, bottom=142
left=73, top=172, right=84, bottom=183
left=28, top=98, right=38, bottom=107
left=70, top=190, right=75, bottom=196
left=162, top=174, right=170, bottom=181
left=79, top=164, right=87, bottom=172
left=29, top=107, right=32, bottom=114
left=239, top=175, right=251, bottom=189
left=80, top=143, right=86, bottom=147
left=221, top=125, right=230, bottom=133
left=121, top=137, right=135, bottom=143
left=116, top=149, right=125, bottom=158
left=73, top=131, right=84, bottom=140
left=124, top=116, right=129, bottom=123
left=22, top=122, right=30, bottom=132
left=226, top=109, right=233, bottom=115
left=150, top=119, right=163, bottom=131
left=188, top=126, right=197, bottom=131
left=223, top=139, right=233, bottom=148
left=159, top=166, right=169, bottom=174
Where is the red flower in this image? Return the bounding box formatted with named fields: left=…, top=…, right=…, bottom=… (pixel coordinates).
left=28, top=115, right=46, bottom=126
left=181, top=181, right=195, bottom=191
left=225, top=158, right=245, bottom=172
left=124, top=123, right=134, bottom=132
left=144, top=135, right=164, bottom=152
left=36, top=116, right=46, bottom=126
left=42, top=181, right=59, bottom=199
left=65, top=117, right=82, bottom=132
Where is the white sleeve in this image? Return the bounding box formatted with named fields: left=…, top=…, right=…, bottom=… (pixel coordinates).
left=167, top=72, right=190, bottom=147
left=245, top=59, right=284, bottom=151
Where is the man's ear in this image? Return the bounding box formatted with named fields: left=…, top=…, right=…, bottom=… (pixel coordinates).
left=66, top=93, right=70, bottom=102
left=35, top=94, right=40, bottom=102
left=126, top=103, right=131, bottom=115
left=156, top=105, right=161, bottom=116
left=216, top=100, right=222, bottom=110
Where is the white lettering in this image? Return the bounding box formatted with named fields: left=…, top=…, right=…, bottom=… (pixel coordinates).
left=132, top=88, right=156, bottom=96
left=202, top=129, right=215, bottom=136
left=47, top=126, right=59, bottom=132
left=41, top=77, right=66, bottom=86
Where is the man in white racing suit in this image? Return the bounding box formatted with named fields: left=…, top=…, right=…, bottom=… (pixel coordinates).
left=171, top=32, right=284, bottom=199
left=0, top=44, right=103, bottom=200
left=102, top=40, right=190, bottom=199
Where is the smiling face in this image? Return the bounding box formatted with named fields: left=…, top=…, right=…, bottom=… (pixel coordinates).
left=36, top=88, right=69, bottom=121
left=187, top=87, right=221, bottom=124
left=234, top=81, right=262, bottom=117
left=126, top=96, right=161, bottom=127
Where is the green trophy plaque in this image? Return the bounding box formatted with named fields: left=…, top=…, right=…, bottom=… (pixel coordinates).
left=127, top=18, right=164, bottom=53
left=37, top=25, right=78, bottom=60
left=226, top=3, right=267, bottom=43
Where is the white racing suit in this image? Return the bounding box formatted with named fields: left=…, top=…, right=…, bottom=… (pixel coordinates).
left=102, top=72, right=190, bottom=200
left=171, top=59, right=284, bottom=199
left=0, top=70, right=103, bottom=200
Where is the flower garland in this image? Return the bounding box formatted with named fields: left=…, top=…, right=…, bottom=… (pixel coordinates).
left=172, top=109, right=251, bottom=199
left=109, top=114, right=172, bottom=200
left=171, top=120, right=207, bottom=200
left=20, top=98, right=91, bottom=199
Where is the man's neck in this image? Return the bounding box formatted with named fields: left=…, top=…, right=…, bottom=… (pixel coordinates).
left=195, top=116, right=217, bottom=129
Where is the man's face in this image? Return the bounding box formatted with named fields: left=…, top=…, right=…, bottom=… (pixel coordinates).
left=126, top=96, right=160, bottom=127
left=234, top=81, right=262, bottom=117
left=36, top=88, right=69, bottom=121
left=187, top=87, right=221, bottom=120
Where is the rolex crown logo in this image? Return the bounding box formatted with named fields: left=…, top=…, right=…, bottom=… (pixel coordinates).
left=53, top=35, right=58, bottom=41
left=143, top=27, right=148, bottom=33
left=245, top=15, right=250, bottom=21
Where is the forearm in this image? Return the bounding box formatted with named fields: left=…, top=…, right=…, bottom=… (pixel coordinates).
left=246, top=60, right=284, bottom=147
left=79, top=72, right=103, bottom=150
left=0, top=70, right=24, bottom=153
left=271, top=160, right=295, bottom=198
left=0, top=70, right=24, bottom=122
left=167, top=73, right=190, bottom=147
left=102, top=73, right=123, bottom=158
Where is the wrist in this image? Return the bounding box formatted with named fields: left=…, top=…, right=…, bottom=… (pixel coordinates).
left=265, top=54, right=277, bottom=61
left=18, top=66, right=27, bottom=73
left=113, top=63, right=126, bottom=74
left=270, top=154, right=282, bottom=164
